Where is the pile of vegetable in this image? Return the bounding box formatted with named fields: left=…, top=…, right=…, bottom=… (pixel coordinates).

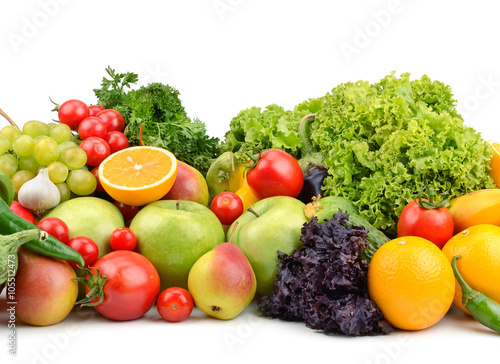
left=93, top=67, right=221, bottom=176
left=258, top=211, right=392, bottom=336
left=224, top=72, right=496, bottom=237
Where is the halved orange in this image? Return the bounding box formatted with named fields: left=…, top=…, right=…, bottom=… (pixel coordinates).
left=98, top=146, right=177, bottom=206
left=488, top=140, right=500, bottom=188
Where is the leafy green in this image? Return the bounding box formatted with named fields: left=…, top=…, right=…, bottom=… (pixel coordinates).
left=223, top=104, right=311, bottom=159
left=223, top=72, right=495, bottom=238
left=309, top=72, right=495, bottom=237
left=93, top=67, right=221, bottom=176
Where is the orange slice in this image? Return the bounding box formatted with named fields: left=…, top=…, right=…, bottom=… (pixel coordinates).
left=488, top=140, right=500, bottom=188
left=98, top=146, right=177, bottom=206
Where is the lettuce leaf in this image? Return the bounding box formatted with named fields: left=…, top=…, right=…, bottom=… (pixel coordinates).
left=310, top=72, right=495, bottom=237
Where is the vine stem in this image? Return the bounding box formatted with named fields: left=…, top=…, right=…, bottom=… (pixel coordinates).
left=0, top=108, right=20, bottom=130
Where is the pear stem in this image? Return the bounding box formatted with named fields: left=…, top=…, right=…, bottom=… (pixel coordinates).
left=227, top=222, right=238, bottom=244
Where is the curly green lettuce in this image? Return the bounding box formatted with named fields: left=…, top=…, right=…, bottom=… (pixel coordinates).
left=310, top=72, right=495, bottom=237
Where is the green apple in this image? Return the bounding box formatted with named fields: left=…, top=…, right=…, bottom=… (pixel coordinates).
left=162, top=161, right=209, bottom=206
left=43, top=196, right=125, bottom=258
left=228, top=196, right=309, bottom=296
left=129, top=199, right=225, bottom=291
left=188, top=241, right=256, bottom=320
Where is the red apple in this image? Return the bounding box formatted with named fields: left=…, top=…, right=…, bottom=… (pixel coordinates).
left=162, top=161, right=209, bottom=206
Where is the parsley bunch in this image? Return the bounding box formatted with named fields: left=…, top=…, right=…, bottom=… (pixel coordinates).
left=93, top=67, right=221, bottom=176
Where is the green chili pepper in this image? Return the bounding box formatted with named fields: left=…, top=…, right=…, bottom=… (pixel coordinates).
left=451, top=255, right=500, bottom=333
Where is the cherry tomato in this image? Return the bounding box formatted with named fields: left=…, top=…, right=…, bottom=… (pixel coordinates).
left=66, top=236, right=99, bottom=269
left=57, top=99, right=89, bottom=130
left=88, top=105, right=105, bottom=116
left=113, top=200, right=140, bottom=221
left=78, top=117, right=108, bottom=140
left=90, top=166, right=105, bottom=193
left=85, top=251, right=160, bottom=321
left=246, top=149, right=304, bottom=199
left=79, top=137, right=111, bottom=167
left=211, top=191, right=244, bottom=225
left=156, top=287, right=194, bottom=322
left=36, top=217, right=70, bottom=244
left=397, top=199, right=454, bottom=249
left=104, top=131, right=129, bottom=153
left=97, top=109, right=125, bottom=133
left=110, top=227, right=137, bottom=251
left=10, top=200, right=35, bottom=224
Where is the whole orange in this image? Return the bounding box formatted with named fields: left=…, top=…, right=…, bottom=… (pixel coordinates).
left=442, top=224, right=500, bottom=314
left=368, top=236, right=455, bottom=331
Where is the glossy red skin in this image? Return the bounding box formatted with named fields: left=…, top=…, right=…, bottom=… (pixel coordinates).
left=66, top=236, right=99, bottom=269
left=97, top=109, right=125, bottom=133
left=157, top=287, right=194, bottom=322
left=37, top=217, right=70, bottom=244
left=91, top=166, right=105, bottom=192
left=86, top=251, right=160, bottom=321
left=110, top=227, right=137, bottom=251
left=78, top=117, right=108, bottom=140
left=15, top=247, right=78, bottom=326
left=211, top=192, right=244, bottom=225
left=246, top=149, right=304, bottom=199
left=88, top=105, right=105, bottom=116
left=58, top=99, right=89, bottom=130
left=79, top=137, right=111, bottom=167
left=104, top=131, right=129, bottom=153
left=113, top=200, right=140, bottom=221
left=162, top=161, right=209, bottom=206
left=397, top=200, right=454, bottom=249
left=10, top=200, right=35, bottom=223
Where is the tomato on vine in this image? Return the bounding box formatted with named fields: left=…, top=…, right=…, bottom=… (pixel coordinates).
left=245, top=149, right=304, bottom=199
left=397, top=183, right=454, bottom=249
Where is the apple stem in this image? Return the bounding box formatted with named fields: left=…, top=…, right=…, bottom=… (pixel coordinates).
left=176, top=200, right=180, bottom=210
left=246, top=206, right=260, bottom=218
left=227, top=222, right=238, bottom=244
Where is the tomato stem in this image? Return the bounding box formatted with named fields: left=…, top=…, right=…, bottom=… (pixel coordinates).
left=415, top=175, right=449, bottom=209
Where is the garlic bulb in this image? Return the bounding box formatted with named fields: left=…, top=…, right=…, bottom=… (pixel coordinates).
left=18, top=168, right=61, bottom=215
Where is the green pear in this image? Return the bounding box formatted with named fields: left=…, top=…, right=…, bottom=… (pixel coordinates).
left=188, top=225, right=256, bottom=320
left=227, top=196, right=309, bottom=296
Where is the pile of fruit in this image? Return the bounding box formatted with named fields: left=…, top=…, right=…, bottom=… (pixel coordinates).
left=1, top=69, right=500, bottom=336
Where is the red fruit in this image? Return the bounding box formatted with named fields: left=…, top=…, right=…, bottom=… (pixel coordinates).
left=97, top=109, right=125, bottom=133
left=79, top=137, right=111, bottom=167
left=104, top=131, right=129, bottom=153
left=78, top=117, right=108, bottom=140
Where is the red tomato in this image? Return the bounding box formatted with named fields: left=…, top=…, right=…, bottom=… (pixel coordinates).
left=88, top=105, right=105, bottom=116
left=37, top=217, right=70, bottom=244
left=78, top=117, right=108, bottom=140
left=110, top=227, right=137, bottom=251
left=156, top=287, right=194, bottom=322
left=90, top=166, right=105, bottom=193
left=97, top=109, right=125, bottom=133
left=104, top=131, right=129, bottom=153
left=66, top=236, right=99, bottom=269
left=85, top=251, right=160, bottom=321
left=211, top=191, right=244, bottom=225
left=58, top=99, right=89, bottom=130
left=79, top=137, right=111, bottom=167
left=397, top=199, right=454, bottom=249
left=113, top=200, right=140, bottom=221
left=10, top=200, right=35, bottom=223
left=246, top=149, right=304, bottom=199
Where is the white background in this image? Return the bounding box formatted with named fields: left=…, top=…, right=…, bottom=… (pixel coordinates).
left=1, top=1, right=500, bottom=363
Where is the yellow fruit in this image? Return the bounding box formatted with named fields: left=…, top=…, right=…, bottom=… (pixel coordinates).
left=98, top=146, right=177, bottom=206
left=448, top=188, right=500, bottom=234
left=442, top=224, right=500, bottom=314
left=488, top=140, right=500, bottom=188
left=368, top=236, right=455, bottom=331
left=235, top=182, right=259, bottom=212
